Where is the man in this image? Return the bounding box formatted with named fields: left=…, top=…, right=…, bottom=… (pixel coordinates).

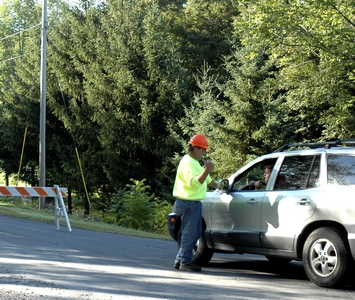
left=172, top=134, right=217, bottom=272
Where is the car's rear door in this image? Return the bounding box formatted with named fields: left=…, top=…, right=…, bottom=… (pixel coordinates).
left=260, top=153, right=320, bottom=250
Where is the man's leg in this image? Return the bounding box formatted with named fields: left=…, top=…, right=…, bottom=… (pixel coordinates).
left=176, top=200, right=202, bottom=271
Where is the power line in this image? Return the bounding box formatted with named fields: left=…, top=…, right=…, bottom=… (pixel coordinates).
left=0, top=50, right=40, bottom=64
left=0, top=23, right=41, bottom=64
left=0, top=23, right=41, bottom=42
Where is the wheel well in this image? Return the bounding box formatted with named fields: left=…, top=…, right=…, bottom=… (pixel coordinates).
left=174, top=217, right=207, bottom=240
left=202, top=218, right=207, bottom=231
left=296, top=221, right=349, bottom=259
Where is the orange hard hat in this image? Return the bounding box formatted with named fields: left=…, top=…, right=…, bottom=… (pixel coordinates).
left=189, top=134, right=209, bottom=150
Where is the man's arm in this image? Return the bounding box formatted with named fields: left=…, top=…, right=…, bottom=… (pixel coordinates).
left=208, top=180, right=217, bottom=189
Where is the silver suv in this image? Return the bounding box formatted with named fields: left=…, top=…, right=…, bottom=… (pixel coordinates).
left=168, top=140, right=355, bottom=288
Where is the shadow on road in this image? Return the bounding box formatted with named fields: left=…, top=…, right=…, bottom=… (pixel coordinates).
left=208, top=257, right=307, bottom=279
left=206, top=255, right=355, bottom=291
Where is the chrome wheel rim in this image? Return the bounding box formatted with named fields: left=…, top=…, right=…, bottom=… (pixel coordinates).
left=193, top=240, right=199, bottom=255
left=309, top=238, right=337, bottom=277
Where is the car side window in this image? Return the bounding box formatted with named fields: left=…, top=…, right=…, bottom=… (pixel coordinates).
left=277, top=154, right=321, bottom=190
left=327, top=155, right=355, bottom=185
left=232, top=158, right=278, bottom=191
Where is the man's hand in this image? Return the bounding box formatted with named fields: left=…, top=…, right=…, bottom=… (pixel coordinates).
left=255, top=180, right=263, bottom=189
left=203, top=159, right=215, bottom=172
left=197, top=159, right=215, bottom=184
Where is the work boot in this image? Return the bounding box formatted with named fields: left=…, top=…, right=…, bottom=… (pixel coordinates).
left=174, top=261, right=180, bottom=269
left=179, top=263, right=201, bottom=272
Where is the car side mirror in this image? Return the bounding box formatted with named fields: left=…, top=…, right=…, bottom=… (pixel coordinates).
left=217, top=179, right=229, bottom=191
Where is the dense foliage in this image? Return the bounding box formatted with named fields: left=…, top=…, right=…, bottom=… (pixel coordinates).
left=107, top=178, right=171, bottom=234
left=1, top=0, right=355, bottom=216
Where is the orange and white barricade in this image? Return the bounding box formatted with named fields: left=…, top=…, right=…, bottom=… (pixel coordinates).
left=0, top=185, right=72, bottom=232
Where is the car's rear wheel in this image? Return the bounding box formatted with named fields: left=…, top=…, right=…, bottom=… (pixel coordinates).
left=302, top=227, right=351, bottom=288
left=192, top=233, right=214, bottom=266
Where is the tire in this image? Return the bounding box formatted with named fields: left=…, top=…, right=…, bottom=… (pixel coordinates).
left=192, top=233, right=214, bottom=266
left=302, top=227, right=351, bottom=288
left=265, top=255, right=292, bottom=264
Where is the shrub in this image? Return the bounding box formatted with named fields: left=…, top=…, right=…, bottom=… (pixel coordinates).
left=110, top=178, right=172, bottom=233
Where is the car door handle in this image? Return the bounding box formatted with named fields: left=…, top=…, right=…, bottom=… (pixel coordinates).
left=247, top=199, right=258, bottom=205
left=298, top=199, right=311, bottom=206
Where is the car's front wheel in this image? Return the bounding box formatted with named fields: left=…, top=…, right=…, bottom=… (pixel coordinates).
left=302, top=227, right=351, bottom=288
left=192, top=233, right=214, bottom=266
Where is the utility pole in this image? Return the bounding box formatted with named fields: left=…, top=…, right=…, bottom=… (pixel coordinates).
left=39, top=0, right=47, bottom=209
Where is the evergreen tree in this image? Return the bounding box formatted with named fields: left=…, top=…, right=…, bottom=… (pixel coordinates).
left=179, top=41, right=288, bottom=178
left=0, top=0, right=41, bottom=186
left=47, top=0, right=107, bottom=213
left=47, top=0, right=190, bottom=203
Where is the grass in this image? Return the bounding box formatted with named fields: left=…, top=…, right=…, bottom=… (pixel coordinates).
left=0, top=173, right=172, bottom=240
left=0, top=198, right=172, bottom=241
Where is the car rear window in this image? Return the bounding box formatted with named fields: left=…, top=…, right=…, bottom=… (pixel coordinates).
left=327, top=155, right=355, bottom=185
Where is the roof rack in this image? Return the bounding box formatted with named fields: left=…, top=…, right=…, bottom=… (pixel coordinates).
left=273, top=140, right=355, bottom=153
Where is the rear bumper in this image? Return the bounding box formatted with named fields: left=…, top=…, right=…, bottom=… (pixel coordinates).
left=168, top=212, right=181, bottom=241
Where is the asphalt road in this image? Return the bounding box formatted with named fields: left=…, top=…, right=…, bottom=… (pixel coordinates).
left=0, top=215, right=355, bottom=300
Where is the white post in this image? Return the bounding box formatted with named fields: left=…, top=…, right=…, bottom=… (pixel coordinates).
left=39, top=0, right=47, bottom=209
left=54, top=195, right=60, bottom=230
